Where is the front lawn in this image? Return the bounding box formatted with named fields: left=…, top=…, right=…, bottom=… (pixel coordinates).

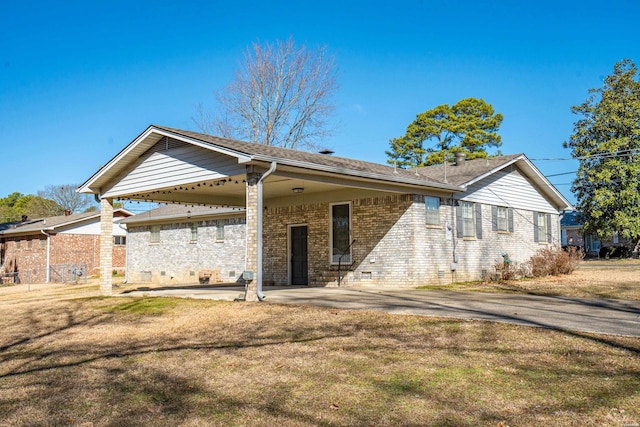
left=0, top=289, right=638, bottom=426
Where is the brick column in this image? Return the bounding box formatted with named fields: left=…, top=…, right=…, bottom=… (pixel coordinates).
left=100, top=197, right=114, bottom=295
left=244, top=172, right=261, bottom=301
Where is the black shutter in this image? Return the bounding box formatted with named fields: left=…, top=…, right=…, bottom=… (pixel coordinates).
left=475, top=204, right=482, bottom=239
left=546, top=213, right=553, bottom=243
left=491, top=205, right=497, bottom=231
left=456, top=205, right=463, bottom=238
left=508, top=208, right=514, bottom=233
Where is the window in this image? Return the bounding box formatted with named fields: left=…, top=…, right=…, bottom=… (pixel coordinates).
left=462, top=202, right=475, bottom=237
left=216, top=220, right=225, bottom=242
left=533, top=212, right=551, bottom=243
left=16, top=240, right=21, bottom=249
left=190, top=222, right=198, bottom=242
left=39, top=238, right=46, bottom=249
left=331, top=202, right=351, bottom=264
left=150, top=225, right=160, bottom=243
left=492, top=206, right=513, bottom=233
left=456, top=202, right=482, bottom=239
left=425, top=196, right=440, bottom=225
left=27, top=239, right=32, bottom=250
left=114, top=236, right=126, bottom=246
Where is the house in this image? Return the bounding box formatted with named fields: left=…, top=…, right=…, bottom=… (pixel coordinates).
left=561, top=210, right=635, bottom=257
left=78, top=125, right=572, bottom=300
left=0, top=209, right=132, bottom=283
left=118, top=204, right=246, bottom=284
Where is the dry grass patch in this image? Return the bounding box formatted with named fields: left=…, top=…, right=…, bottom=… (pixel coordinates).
left=421, top=259, right=640, bottom=300
left=1, top=291, right=639, bottom=426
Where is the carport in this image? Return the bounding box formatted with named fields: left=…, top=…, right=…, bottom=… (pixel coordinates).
left=78, top=125, right=460, bottom=300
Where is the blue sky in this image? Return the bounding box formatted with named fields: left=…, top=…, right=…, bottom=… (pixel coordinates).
left=1, top=0, right=639, bottom=207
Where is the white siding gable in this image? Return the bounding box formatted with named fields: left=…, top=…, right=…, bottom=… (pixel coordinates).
left=103, top=143, right=245, bottom=197
left=460, top=167, right=557, bottom=213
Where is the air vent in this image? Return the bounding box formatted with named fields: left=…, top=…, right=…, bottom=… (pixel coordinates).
left=143, top=136, right=188, bottom=157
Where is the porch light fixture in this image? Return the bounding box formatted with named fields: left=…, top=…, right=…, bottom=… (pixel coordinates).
left=292, top=187, right=304, bottom=194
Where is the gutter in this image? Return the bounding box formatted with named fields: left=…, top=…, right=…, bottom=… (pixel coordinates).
left=40, top=230, right=51, bottom=283
left=255, top=161, right=277, bottom=301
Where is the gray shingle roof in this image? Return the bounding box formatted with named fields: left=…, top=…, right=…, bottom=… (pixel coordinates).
left=119, top=204, right=244, bottom=225
left=154, top=125, right=523, bottom=187
left=414, top=154, right=524, bottom=186
left=0, top=209, right=131, bottom=236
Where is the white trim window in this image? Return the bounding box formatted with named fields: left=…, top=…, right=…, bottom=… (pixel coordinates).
left=425, top=196, right=440, bottom=226
left=330, top=202, right=351, bottom=264
left=113, top=236, right=126, bottom=246
left=497, top=207, right=507, bottom=231
left=215, top=220, right=225, bottom=242
left=491, top=206, right=513, bottom=233
left=150, top=225, right=160, bottom=244
left=533, top=212, right=552, bottom=243
left=462, top=202, right=475, bottom=237
left=190, top=222, right=198, bottom=242
left=456, top=201, right=482, bottom=239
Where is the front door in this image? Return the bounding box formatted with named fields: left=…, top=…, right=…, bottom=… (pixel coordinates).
left=290, top=226, right=308, bottom=285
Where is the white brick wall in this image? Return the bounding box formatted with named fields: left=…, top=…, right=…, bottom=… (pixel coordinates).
left=126, top=217, right=246, bottom=284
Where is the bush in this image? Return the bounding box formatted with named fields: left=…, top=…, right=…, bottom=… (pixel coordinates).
left=528, top=245, right=584, bottom=277
left=599, top=246, right=631, bottom=259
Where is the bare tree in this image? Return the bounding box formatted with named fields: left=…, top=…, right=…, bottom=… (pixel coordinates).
left=195, top=37, right=338, bottom=150
left=38, top=184, right=95, bottom=214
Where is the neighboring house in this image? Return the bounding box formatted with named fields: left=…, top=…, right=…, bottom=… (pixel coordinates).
left=119, top=204, right=246, bottom=284
left=78, top=125, right=572, bottom=299
left=0, top=209, right=132, bottom=283
left=561, top=210, right=634, bottom=257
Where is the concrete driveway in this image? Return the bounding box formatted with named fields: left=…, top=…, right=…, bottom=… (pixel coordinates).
left=119, top=285, right=640, bottom=337
left=266, top=287, right=640, bottom=337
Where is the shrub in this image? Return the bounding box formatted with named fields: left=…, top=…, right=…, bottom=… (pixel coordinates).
left=528, top=245, right=584, bottom=277
left=599, top=245, right=631, bottom=259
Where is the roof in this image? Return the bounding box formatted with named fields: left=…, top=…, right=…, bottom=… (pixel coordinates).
left=119, top=204, right=244, bottom=225
left=78, top=125, right=464, bottom=195
left=0, top=209, right=133, bottom=237
left=561, top=211, right=582, bottom=227
left=77, top=125, right=572, bottom=211
left=414, top=154, right=523, bottom=186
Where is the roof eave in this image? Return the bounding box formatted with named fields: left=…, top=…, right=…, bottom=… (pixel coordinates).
left=245, top=154, right=465, bottom=193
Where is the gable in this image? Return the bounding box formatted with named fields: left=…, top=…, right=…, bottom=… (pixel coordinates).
left=460, top=166, right=558, bottom=213
left=102, top=137, right=246, bottom=198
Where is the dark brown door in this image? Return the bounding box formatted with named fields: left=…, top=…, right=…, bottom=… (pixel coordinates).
left=291, top=226, right=308, bottom=285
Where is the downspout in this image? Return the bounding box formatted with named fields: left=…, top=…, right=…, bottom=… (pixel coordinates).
left=256, top=161, right=277, bottom=301
left=118, top=223, right=128, bottom=284
left=41, top=230, right=51, bottom=283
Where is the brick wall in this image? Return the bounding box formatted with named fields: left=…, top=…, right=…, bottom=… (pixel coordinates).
left=0, top=232, right=126, bottom=283
left=263, top=194, right=561, bottom=287
left=125, top=216, right=246, bottom=284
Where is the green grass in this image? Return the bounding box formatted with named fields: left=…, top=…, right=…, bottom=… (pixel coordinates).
left=100, top=297, right=181, bottom=315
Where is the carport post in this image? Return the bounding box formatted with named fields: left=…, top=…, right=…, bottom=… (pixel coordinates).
left=99, top=197, right=114, bottom=295
left=245, top=171, right=261, bottom=301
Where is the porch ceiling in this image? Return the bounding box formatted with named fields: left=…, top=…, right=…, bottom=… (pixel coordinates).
left=109, top=168, right=419, bottom=207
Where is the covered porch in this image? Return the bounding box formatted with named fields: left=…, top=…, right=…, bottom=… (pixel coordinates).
left=78, top=125, right=461, bottom=300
